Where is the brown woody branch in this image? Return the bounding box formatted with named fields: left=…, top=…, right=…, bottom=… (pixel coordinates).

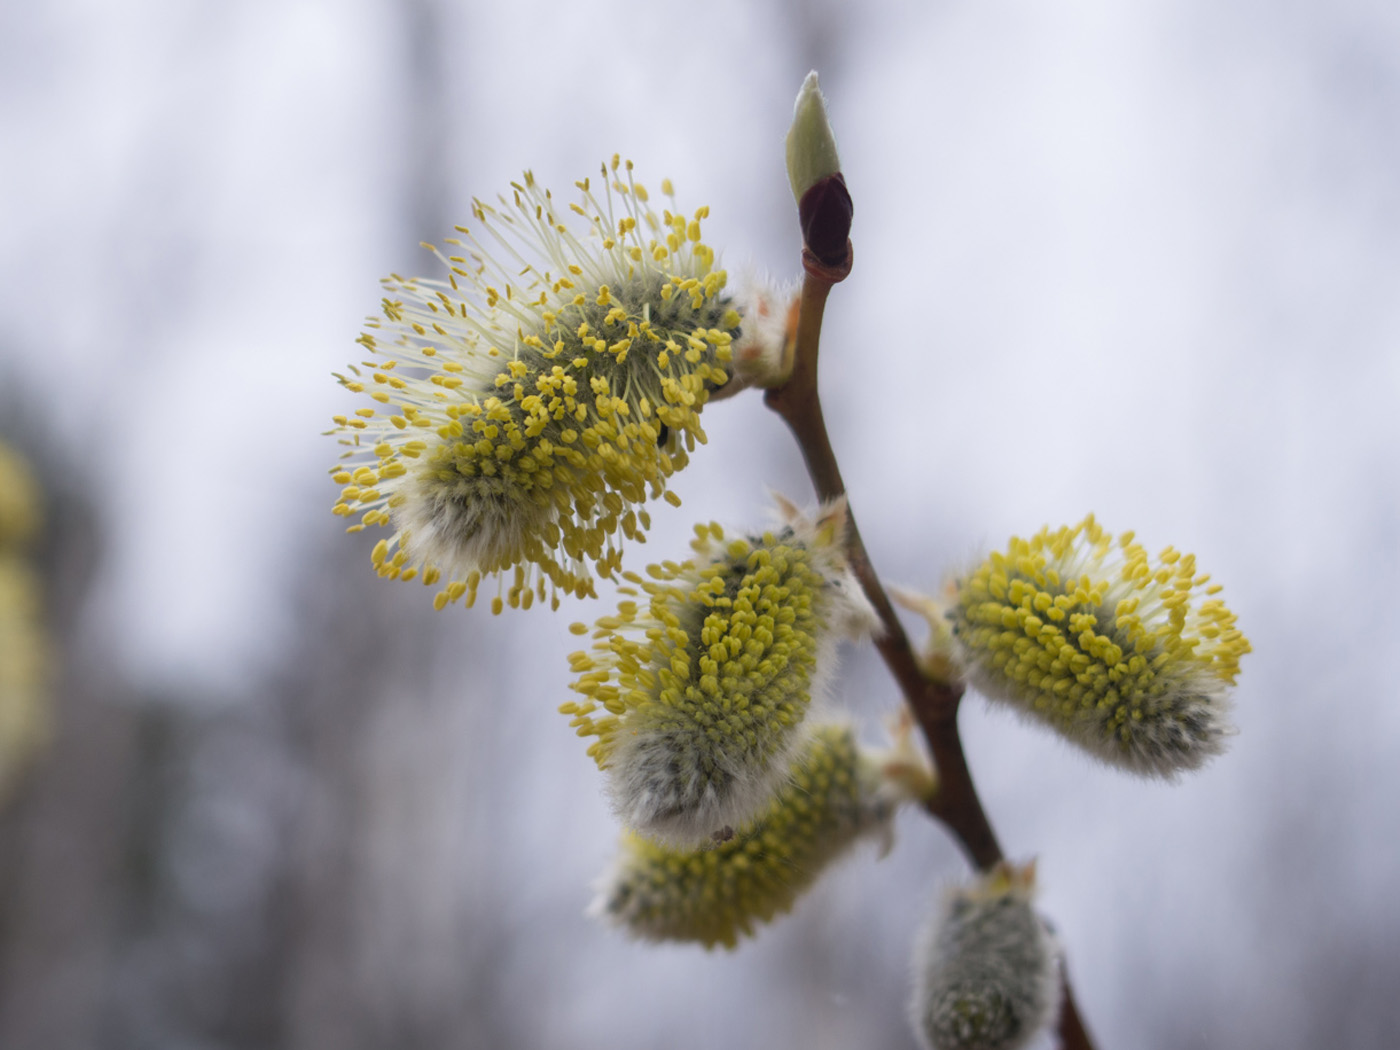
left=762, top=244, right=1097, bottom=1050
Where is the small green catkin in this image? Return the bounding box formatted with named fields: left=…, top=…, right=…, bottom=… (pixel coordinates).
left=946, top=515, right=1251, bottom=777
left=562, top=496, right=878, bottom=846
left=592, top=722, right=916, bottom=949
left=911, top=862, right=1060, bottom=1050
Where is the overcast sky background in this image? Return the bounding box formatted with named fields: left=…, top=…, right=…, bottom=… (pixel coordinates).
left=3, top=1, right=1398, bottom=1047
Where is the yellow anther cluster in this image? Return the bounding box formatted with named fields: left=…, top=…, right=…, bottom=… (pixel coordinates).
left=329, top=158, right=739, bottom=612
left=593, top=724, right=892, bottom=949
left=562, top=518, right=839, bottom=842
left=0, top=441, right=48, bottom=801
left=950, top=515, right=1251, bottom=776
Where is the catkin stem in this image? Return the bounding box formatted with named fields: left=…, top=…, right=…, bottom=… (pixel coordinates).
left=763, top=244, right=1097, bottom=1050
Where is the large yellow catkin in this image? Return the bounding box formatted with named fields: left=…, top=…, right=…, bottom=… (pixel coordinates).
left=561, top=498, right=877, bottom=846
left=329, top=159, right=742, bottom=613
left=947, top=515, right=1250, bottom=777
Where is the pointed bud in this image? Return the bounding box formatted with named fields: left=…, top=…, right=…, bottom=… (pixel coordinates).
left=561, top=496, right=878, bottom=846
left=786, top=72, right=842, bottom=203
left=910, top=862, right=1061, bottom=1050
left=785, top=72, right=852, bottom=268
left=947, top=515, right=1251, bottom=777
left=592, top=722, right=924, bottom=949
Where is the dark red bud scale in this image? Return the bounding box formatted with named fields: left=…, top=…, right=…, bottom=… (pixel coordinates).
left=798, top=173, right=853, bottom=268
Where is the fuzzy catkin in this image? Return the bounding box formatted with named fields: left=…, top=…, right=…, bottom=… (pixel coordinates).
left=949, top=515, right=1250, bottom=777
left=592, top=723, right=894, bottom=949
left=329, top=159, right=739, bottom=612
left=562, top=498, right=877, bottom=845
left=911, top=864, right=1060, bottom=1050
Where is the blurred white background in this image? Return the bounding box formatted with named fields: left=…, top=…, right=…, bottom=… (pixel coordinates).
left=2, top=1, right=1397, bottom=1047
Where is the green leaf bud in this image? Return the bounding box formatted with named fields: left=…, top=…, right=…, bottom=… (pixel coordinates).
left=785, top=71, right=842, bottom=204
left=785, top=72, right=853, bottom=267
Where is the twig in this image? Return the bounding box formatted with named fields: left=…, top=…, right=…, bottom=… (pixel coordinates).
left=1058, top=977, right=1095, bottom=1050
left=762, top=244, right=1097, bottom=1050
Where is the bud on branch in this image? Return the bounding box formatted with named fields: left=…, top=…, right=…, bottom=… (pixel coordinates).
left=786, top=72, right=852, bottom=269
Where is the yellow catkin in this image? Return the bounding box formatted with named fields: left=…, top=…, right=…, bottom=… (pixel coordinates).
left=563, top=500, right=876, bottom=845
left=328, top=160, right=743, bottom=611
left=593, top=725, right=894, bottom=949
left=948, top=515, right=1251, bottom=777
